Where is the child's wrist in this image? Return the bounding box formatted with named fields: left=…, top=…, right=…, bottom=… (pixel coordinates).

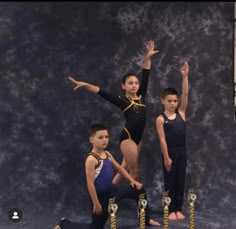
left=93, top=200, right=100, bottom=205
left=130, top=178, right=135, bottom=183
left=163, top=155, right=170, bottom=160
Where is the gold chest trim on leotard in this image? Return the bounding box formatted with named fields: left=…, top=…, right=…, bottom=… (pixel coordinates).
left=123, top=127, right=131, bottom=139
left=122, top=96, right=145, bottom=113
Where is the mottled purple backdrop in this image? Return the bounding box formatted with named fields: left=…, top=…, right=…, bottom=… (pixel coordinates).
left=0, top=2, right=235, bottom=229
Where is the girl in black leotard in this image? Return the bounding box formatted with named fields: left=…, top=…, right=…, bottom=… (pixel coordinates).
left=68, top=40, right=158, bottom=183
left=97, top=68, right=150, bottom=146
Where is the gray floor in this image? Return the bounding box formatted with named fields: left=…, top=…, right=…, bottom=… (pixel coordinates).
left=103, top=206, right=236, bottom=229
left=2, top=203, right=236, bottom=229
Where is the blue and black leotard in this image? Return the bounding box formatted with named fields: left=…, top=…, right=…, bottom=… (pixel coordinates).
left=97, top=68, right=150, bottom=145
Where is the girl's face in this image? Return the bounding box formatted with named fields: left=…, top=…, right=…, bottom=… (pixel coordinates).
left=161, top=94, right=179, bottom=111
left=122, top=76, right=139, bottom=95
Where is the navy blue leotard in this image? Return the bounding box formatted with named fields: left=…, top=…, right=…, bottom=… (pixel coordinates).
left=161, top=110, right=187, bottom=213
left=97, top=69, right=150, bottom=145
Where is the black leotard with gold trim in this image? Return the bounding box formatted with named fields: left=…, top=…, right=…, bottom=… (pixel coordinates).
left=97, top=69, right=150, bottom=145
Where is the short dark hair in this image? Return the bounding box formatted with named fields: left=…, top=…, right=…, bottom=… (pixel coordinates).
left=122, top=73, right=138, bottom=84
left=89, top=124, right=108, bottom=136
left=161, top=88, right=179, bottom=99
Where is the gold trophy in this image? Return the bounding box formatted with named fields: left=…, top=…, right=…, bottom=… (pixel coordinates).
left=188, top=189, right=197, bottom=229
left=108, top=197, right=118, bottom=229
left=162, top=191, right=171, bottom=229
left=138, top=193, right=147, bottom=229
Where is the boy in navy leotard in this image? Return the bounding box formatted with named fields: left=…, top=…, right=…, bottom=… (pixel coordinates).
left=156, top=62, right=189, bottom=221
left=54, top=124, right=160, bottom=229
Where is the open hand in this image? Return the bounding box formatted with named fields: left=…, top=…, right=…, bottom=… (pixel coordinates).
left=93, top=202, right=102, bottom=215
left=180, top=62, right=189, bottom=77
left=68, top=76, right=86, bottom=90
left=146, top=40, right=159, bottom=58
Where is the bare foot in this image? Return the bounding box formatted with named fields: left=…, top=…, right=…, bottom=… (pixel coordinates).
left=148, top=218, right=161, bottom=226
left=54, top=226, right=61, bottom=229
left=168, top=212, right=178, bottom=220
left=176, top=211, right=185, bottom=220
left=54, top=218, right=65, bottom=229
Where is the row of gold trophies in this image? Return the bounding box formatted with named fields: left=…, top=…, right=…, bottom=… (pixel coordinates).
left=108, top=189, right=197, bottom=229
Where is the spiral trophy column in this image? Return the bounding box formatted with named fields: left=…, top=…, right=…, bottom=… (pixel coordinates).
left=188, top=189, right=197, bottom=229
left=162, top=191, right=171, bottom=229
left=108, top=197, right=118, bottom=229
left=138, top=193, right=147, bottom=229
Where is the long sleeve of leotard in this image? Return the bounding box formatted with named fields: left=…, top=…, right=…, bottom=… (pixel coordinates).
left=97, top=88, right=128, bottom=110
left=137, top=69, right=150, bottom=98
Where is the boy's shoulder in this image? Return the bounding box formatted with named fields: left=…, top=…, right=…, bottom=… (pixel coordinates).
left=84, top=152, right=102, bottom=162
left=84, top=152, right=101, bottom=169
left=84, top=151, right=112, bottom=166
left=156, top=112, right=164, bottom=120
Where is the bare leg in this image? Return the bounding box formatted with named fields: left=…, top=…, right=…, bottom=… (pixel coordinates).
left=120, top=139, right=139, bottom=181
left=112, top=140, right=142, bottom=184
left=138, top=140, right=142, bottom=155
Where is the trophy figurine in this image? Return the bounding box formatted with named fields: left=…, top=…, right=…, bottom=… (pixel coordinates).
left=188, top=189, right=197, bottom=229
left=108, top=197, right=118, bottom=229
left=162, top=191, right=171, bottom=229
left=138, top=193, right=148, bottom=229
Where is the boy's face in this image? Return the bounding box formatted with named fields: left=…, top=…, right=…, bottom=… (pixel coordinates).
left=162, top=94, right=179, bottom=111
left=90, top=130, right=109, bottom=149
left=122, top=76, right=140, bottom=94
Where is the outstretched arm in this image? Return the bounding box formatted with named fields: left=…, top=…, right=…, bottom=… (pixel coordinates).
left=68, top=76, right=128, bottom=110
left=143, top=40, right=159, bottom=70
left=178, top=62, right=189, bottom=117
left=68, top=76, right=100, bottom=94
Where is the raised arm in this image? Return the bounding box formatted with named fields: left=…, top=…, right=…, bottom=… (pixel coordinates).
left=178, top=62, right=189, bottom=117
left=143, top=40, right=159, bottom=70
left=156, top=116, right=172, bottom=172
left=68, top=76, right=100, bottom=94
left=138, top=40, right=159, bottom=97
